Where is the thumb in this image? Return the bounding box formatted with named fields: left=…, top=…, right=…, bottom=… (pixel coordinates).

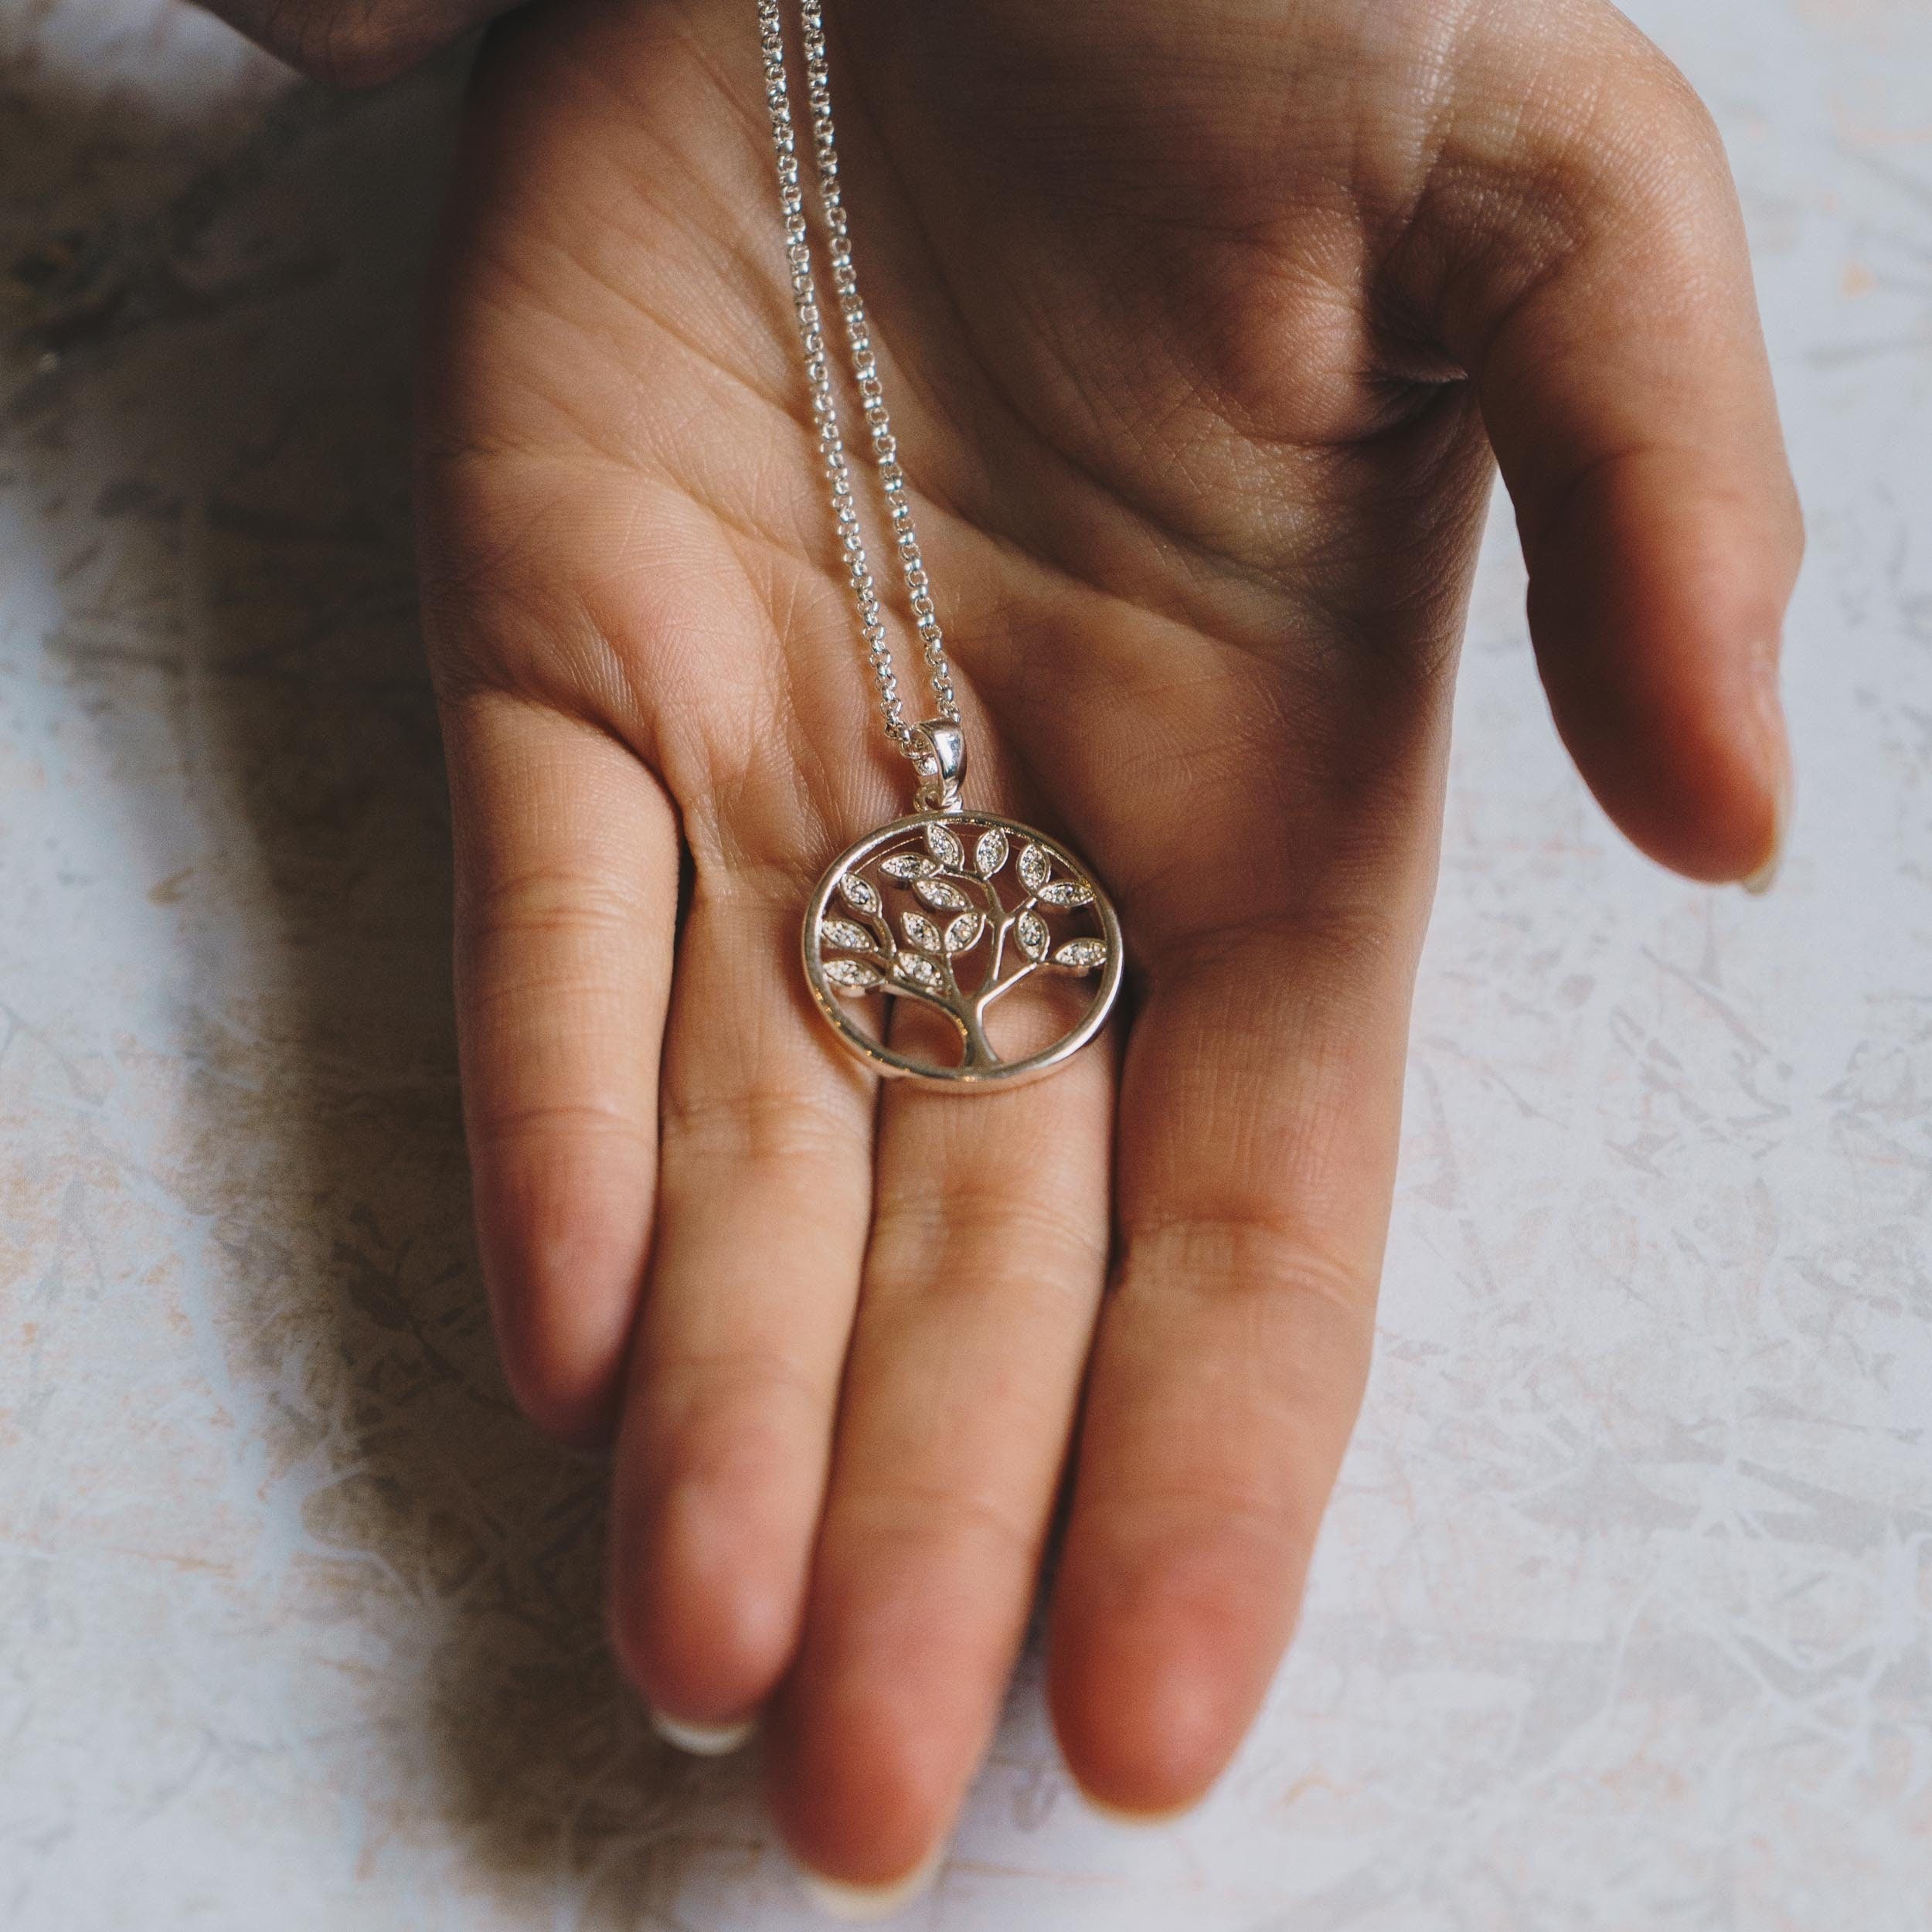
left=1427, top=15, right=1803, bottom=887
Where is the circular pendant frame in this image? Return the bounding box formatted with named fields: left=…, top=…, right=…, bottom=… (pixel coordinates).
left=801, top=811, right=1124, bottom=1089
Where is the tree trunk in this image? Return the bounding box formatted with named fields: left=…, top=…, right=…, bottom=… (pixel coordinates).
left=960, top=1002, right=999, bottom=1070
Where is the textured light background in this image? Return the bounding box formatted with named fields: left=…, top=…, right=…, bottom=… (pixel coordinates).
left=2, top=1, right=1928, bottom=1927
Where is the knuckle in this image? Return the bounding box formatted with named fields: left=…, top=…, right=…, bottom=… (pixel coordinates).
left=1116, top=1209, right=1378, bottom=1355
left=866, top=1178, right=1106, bottom=1306
left=469, top=1095, right=652, bottom=1155
left=424, top=593, right=652, bottom=757
left=838, top=1476, right=1042, bottom=1566
left=462, top=861, right=654, bottom=948
left=659, top=1077, right=858, bottom=1172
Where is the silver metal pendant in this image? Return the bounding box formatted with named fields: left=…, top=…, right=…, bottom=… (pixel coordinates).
left=801, top=726, right=1122, bottom=1088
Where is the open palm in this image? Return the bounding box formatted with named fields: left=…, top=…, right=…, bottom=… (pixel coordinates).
left=413, top=0, right=1798, bottom=1899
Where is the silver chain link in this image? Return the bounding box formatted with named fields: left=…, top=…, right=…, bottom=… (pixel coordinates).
left=757, top=0, right=961, bottom=770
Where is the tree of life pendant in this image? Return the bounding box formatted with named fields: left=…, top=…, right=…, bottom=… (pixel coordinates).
left=801, top=804, right=1123, bottom=1089
left=762, top=9, right=1121, bottom=1090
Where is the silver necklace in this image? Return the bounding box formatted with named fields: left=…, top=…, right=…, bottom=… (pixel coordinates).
left=758, top=0, right=1123, bottom=1087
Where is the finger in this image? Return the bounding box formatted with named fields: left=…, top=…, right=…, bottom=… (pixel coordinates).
left=605, top=879, right=878, bottom=1743
left=765, top=1012, right=1115, bottom=1896
left=1048, top=869, right=1430, bottom=1818
left=1423, top=17, right=1804, bottom=886
left=192, top=0, right=513, bottom=87
left=445, top=691, right=680, bottom=1445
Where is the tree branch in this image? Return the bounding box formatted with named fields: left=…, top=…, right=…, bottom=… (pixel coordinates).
left=877, top=969, right=970, bottom=1039
left=985, top=891, right=1042, bottom=993
left=977, top=958, right=1040, bottom=1015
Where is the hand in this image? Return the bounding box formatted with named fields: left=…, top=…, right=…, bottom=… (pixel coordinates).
left=415, top=0, right=1800, bottom=1896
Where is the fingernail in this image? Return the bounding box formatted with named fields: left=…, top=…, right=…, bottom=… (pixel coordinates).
left=1742, top=648, right=1791, bottom=896
left=648, top=1708, right=758, bottom=1757
left=799, top=1849, right=943, bottom=1921
left=1073, top=1785, right=1195, bottom=1828
left=1742, top=754, right=1791, bottom=897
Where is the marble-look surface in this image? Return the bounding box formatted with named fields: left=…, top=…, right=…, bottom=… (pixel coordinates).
left=2, top=1, right=1929, bottom=1926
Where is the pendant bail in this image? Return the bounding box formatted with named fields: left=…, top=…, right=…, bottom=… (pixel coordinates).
left=912, top=719, right=967, bottom=813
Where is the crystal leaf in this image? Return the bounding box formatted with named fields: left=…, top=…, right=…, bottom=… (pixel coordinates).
left=914, top=876, right=971, bottom=911
left=839, top=873, right=881, bottom=916
left=1016, top=910, right=1049, bottom=961
left=1053, top=937, right=1108, bottom=973
left=974, top=828, right=1009, bottom=877
left=1039, top=879, right=1094, bottom=908
left=902, top=911, right=944, bottom=954
left=820, top=917, right=876, bottom=954
left=823, top=957, right=883, bottom=992
left=1018, top=843, right=1052, bottom=893
left=881, top=853, right=939, bottom=881
left=944, top=912, right=984, bottom=954
left=896, top=951, right=944, bottom=992
left=926, top=821, right=964, bottom=869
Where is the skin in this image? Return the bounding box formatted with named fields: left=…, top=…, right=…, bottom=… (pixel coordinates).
left=221, top=0, right=1801, bottom=1898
